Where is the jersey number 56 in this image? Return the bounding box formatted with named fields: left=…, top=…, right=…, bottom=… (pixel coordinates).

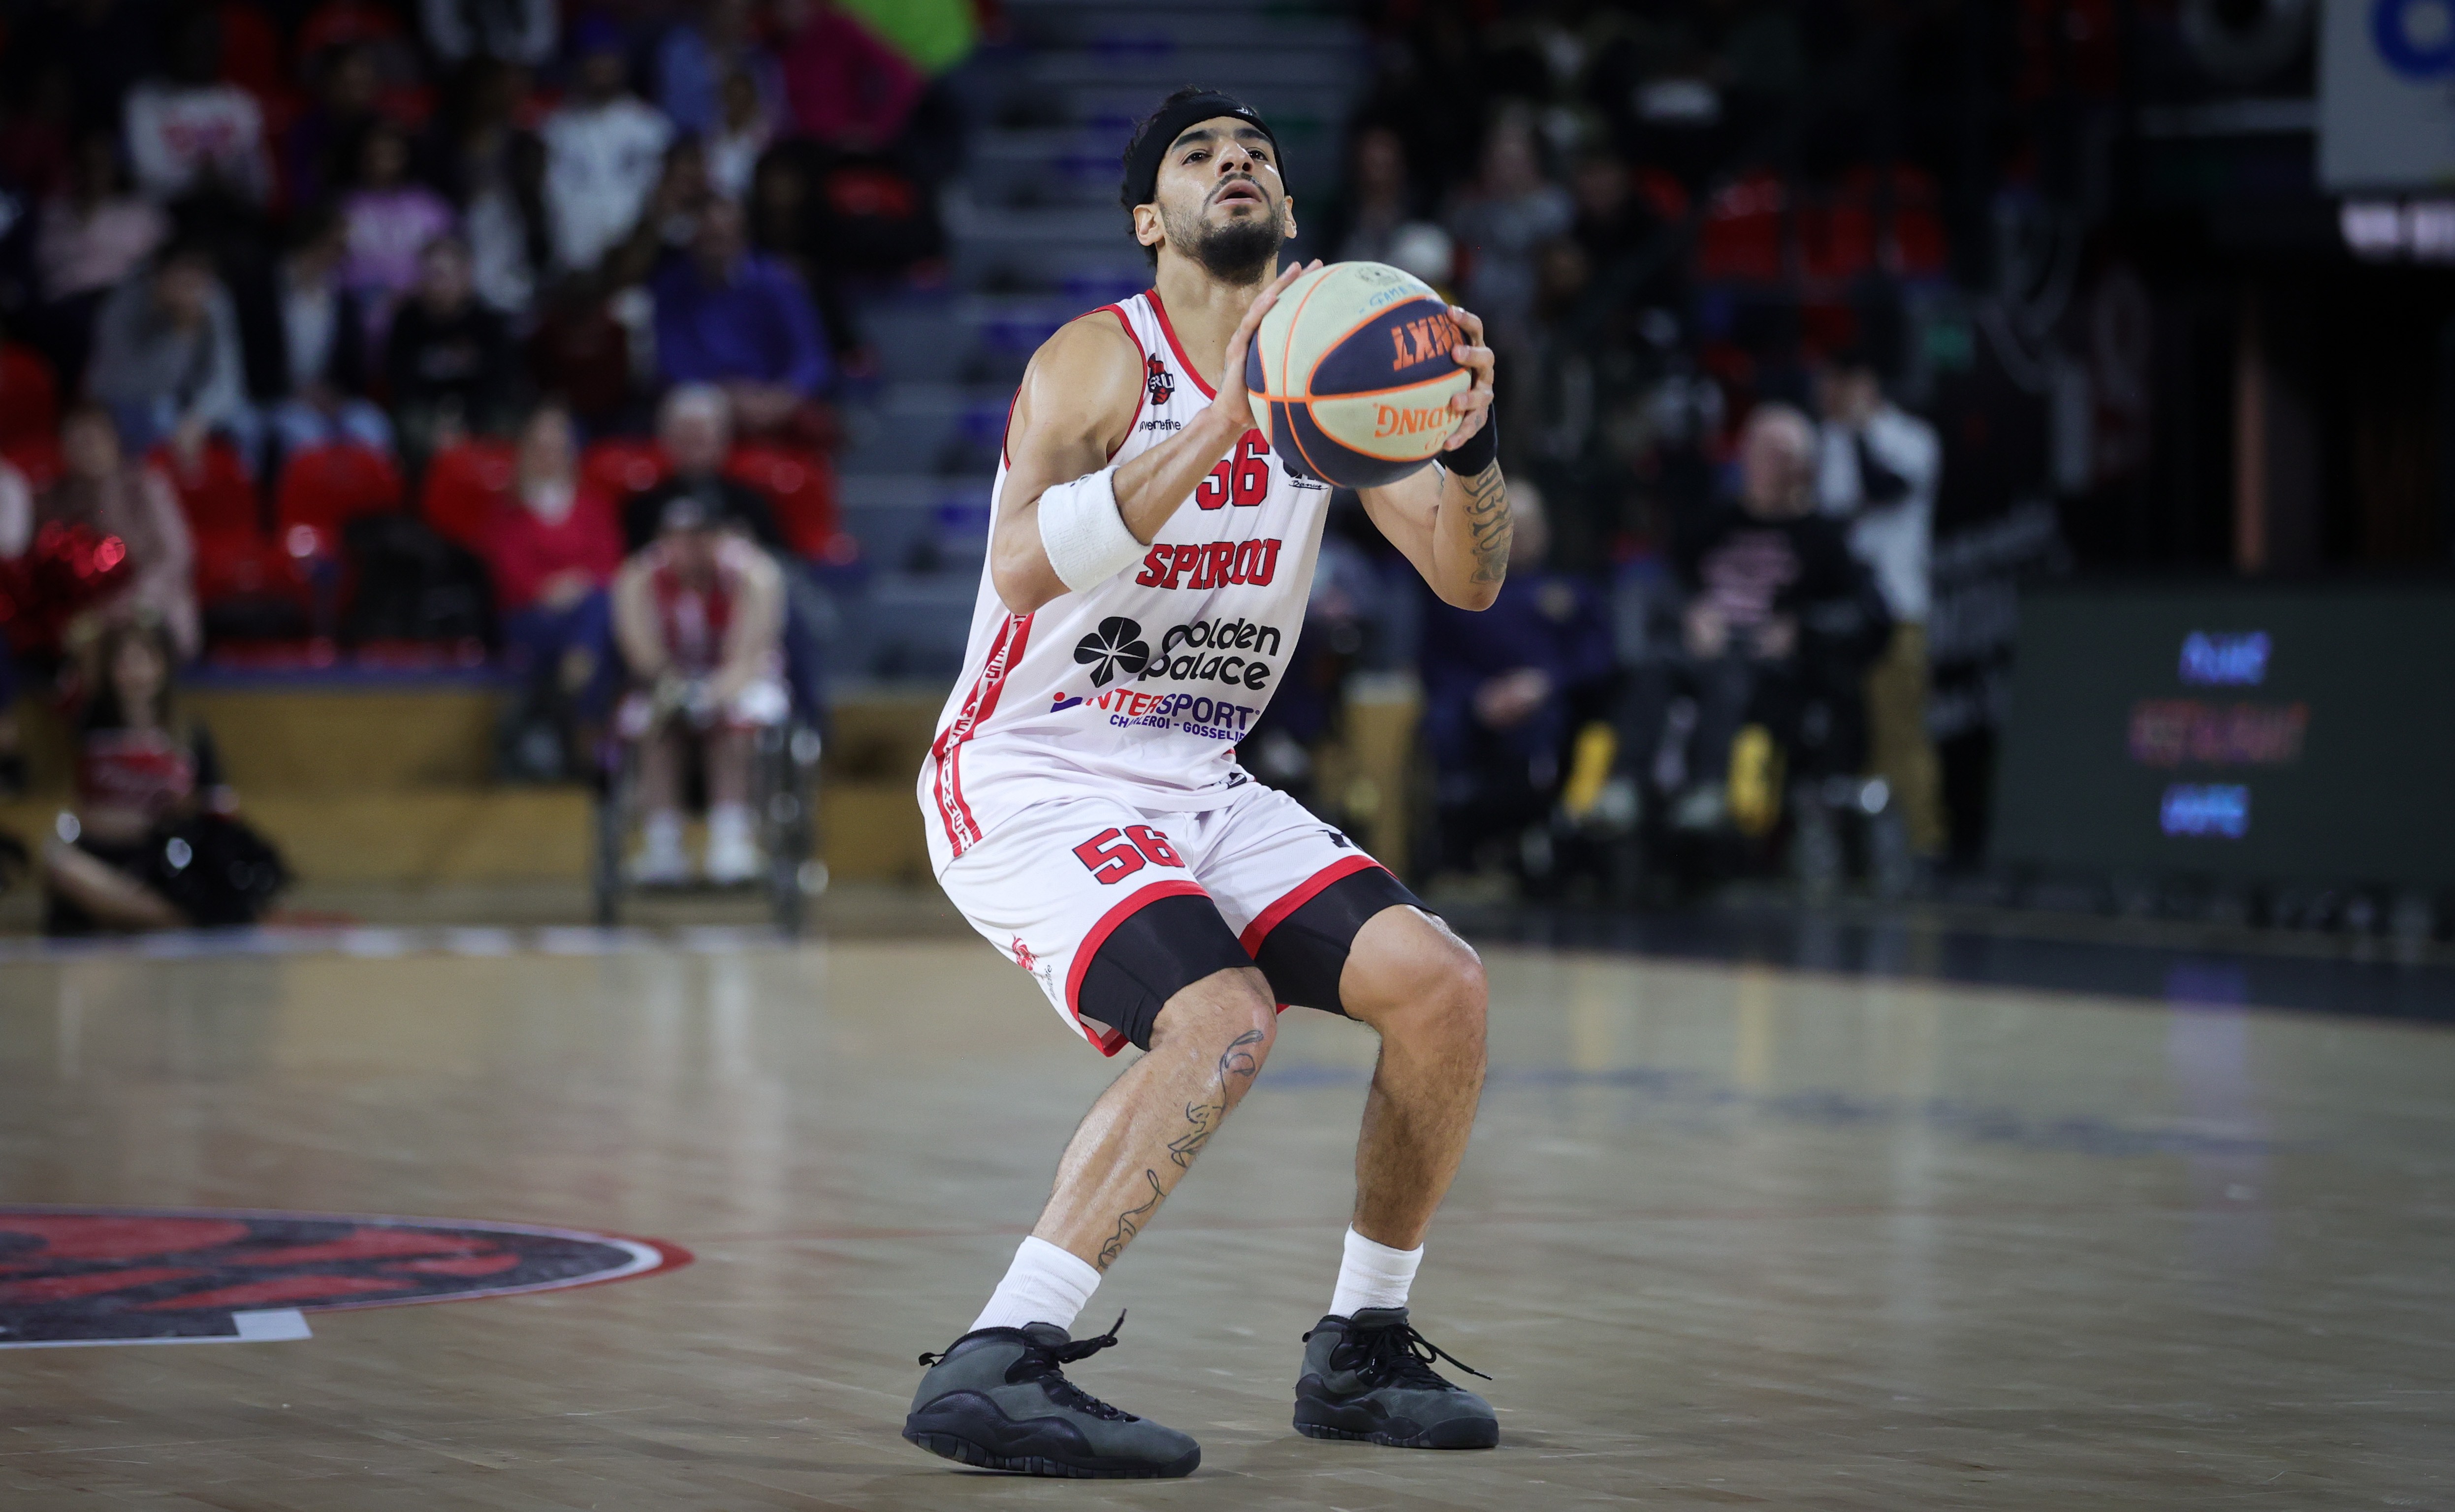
left=1073, top=824, right=1186, bottom=883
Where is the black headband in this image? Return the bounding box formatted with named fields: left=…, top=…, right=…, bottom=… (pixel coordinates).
left=1120, top=92, right=1278, bottom=210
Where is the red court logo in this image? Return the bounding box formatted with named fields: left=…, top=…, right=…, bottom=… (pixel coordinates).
left=0, top=1207, right=688, bottom=1347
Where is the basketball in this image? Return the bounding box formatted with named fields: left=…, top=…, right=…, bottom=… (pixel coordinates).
left=1244, top=260, right=1473, bottom=489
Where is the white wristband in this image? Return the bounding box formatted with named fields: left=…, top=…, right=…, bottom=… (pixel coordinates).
left=1035, top=466, right=1143, bottom=592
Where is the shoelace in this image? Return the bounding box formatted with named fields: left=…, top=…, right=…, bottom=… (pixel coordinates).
left=917, top=1311, right=1139, bottom=1422
left=1309, top=1317, right=1492, bottom=1389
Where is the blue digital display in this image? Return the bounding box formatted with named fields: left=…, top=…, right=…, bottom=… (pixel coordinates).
left=2177, top=631, right=2270, bottom=686
left=1997, top=588, right=2455, bottom=886
left=2160, top=784, right=2250, bottom=839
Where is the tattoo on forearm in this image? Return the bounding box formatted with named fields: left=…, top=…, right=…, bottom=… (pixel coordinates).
left=1096, top=1168, right=1165, bottom=1270
left=1166, top=1028, right=1265, bottom=1169
left=1461, top=463, right=1511, bottom=584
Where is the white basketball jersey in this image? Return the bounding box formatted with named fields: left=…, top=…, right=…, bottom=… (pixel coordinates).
left=921, top=288, right=1333, bottom=873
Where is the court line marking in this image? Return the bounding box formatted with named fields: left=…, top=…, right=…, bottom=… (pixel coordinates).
left=0, top=1309, right=311, bottom=1350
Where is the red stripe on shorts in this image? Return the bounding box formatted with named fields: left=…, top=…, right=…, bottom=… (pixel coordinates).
left=930, top=612, right=1033, bottom=855
left=1237, top=854, right=1388, bottom=957
left=1065, top=878, right=1210, bottom=1057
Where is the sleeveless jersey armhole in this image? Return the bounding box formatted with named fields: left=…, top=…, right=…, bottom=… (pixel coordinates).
left=1099, top=303, right=1147, bottom=460
left=1001, top=305, right=1148, bottom=470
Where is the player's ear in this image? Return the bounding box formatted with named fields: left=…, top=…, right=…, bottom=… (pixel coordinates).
left=1280, top=192, right=1298, bottom=242
left=1133, top=203, right=1163, bottom=251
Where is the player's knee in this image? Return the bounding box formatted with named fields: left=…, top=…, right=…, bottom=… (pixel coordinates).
left=1150, top=967, right=1278, bottom=1060
left=1359, top=924, right=1485, bottom=1050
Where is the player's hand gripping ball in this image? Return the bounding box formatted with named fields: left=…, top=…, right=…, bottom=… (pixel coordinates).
left=1243, top=261, right=1475, bottom=489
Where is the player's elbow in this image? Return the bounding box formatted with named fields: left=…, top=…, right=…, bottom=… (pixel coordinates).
left=990, top=555, right=1061, bottom=618
left=1440, top=576, right=1504, bottom=612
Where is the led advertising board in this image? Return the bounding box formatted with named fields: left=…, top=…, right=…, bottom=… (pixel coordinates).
left=1990, top=585, right=2455, bottom=886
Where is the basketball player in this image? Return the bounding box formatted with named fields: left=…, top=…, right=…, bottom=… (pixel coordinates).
left=905, top=88, right=1512, bottom=1478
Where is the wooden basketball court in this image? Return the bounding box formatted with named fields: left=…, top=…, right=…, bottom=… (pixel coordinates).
left=1, top=930, right=2447, bottom=1507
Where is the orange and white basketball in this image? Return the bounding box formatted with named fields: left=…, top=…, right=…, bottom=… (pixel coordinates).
left=1244, top=261, right=1472, bottom=489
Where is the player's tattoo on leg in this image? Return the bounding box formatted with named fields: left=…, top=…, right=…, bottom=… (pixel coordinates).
left=1167, top=1027, right=1265, bottom=1169
left=1461, top=462, right=1511, bottom=584
left=1097, top=1168, right=1165, bottom=1270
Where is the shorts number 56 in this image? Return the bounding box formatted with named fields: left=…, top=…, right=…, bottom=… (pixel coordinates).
left=1072, top=824, right=1185, bottom=883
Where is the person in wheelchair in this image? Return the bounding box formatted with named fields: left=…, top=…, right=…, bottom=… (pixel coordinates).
left=610, top=493, right=787, bottom=884
left=1626, top=402, right=1890, bottom=835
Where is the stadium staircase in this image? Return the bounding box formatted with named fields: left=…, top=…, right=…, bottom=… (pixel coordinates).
left=829, top=0, right=1365, bottom=684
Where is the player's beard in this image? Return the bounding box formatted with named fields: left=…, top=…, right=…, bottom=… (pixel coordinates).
left=1166, top=198, right=1285, bottom=285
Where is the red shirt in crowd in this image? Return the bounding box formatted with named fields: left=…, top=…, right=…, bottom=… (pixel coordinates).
left=482, top=481, right=622, bottom=614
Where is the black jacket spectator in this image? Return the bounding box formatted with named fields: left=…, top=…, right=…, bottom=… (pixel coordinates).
left=621, top=472, right=782, bottom=557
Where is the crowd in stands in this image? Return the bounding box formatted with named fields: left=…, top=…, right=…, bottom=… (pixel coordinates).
left=0, top=0, right=950, bottom=907
left=1300, top=0, right=1960, bottom=892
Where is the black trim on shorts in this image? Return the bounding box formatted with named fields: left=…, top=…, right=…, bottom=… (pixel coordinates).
left=1251, top=867, right=1424, bottom=1017
left=1075, top=892, right=1254, bottom=1052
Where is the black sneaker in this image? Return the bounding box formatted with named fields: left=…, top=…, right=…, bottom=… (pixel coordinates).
left=903, top=1312, right=1200, bottom=1478
left=1292, top=1307, right=1499, bottom=1449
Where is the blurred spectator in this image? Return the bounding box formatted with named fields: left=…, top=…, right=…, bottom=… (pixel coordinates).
left=1420, top=483, right=1614, bottom=876
left=339, top=120, right=456, bottom=317
left=1637, top=404, right=1887, bottom=830
left=421, top=0, right=557, bottom=69
left=32, top=132, right=169, bottom=390
left=1816, top=350, right=1944, bottom=858
left=86, top=241, right=253, bottom=462
left=486, top=400, right=621, bottom=778
left=0, top=60, right=79, bottom=201
left=657, top=0, right=784, bottom=139
left=650, top=199, right=831, bottom=441
left=542, top=19, right=674, bottom=274
left=124, top=7, right=272, bottom=207
left=39, top=406, right=199, bottom=660
left=612, top=492, right=786, bottom=884
left=1569, top=147, right=1673, bottom=309
left=525, top=273, right=635, bottom=430
left=384, top=234, right=516, bottom=462
left=777, top=0, right=925, bottom=152
left=43, top=619, right=283, bottom=933
left=708, top=68, right=777, bottom=204
left=0, top=455, right=29, bottom=792
left=1446, top=105, right=1571, bottom=351
left=234, top=204, right=390, bottom=461
left=283, top=41, right=385, bottom=212
left=429, top=58, right=551, bottom=316
left=1324, top=124, right=1420, bottom=266
left=5, top=0, right=157, bottom=137
left=621, top=384, right=781, bottom=551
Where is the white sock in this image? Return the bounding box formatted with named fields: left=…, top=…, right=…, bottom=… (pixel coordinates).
left=640, top=810, right=684, bottom=857
left=707, top=803, right=754, bottom=847
left=1329, top=1226, right=1423, bottom=1318
left=970, top=1236, right=1101, bottom=1334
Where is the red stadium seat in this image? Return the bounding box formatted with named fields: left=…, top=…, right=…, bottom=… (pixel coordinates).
left=0, top=343, right=59, bottom=454
left=725, top=443, right=842, bottom=560
left=0, top=435, right=64, bottom=491
left=1882, top=164, right=1949, bottom=280
left=421, top=439, right=518, bottom=551
left=151, top=438, right=258, bottom=540
left=276, top=441, right=403, bottom=533
left=1797, top=180, right=1876, bottom=287
left=149, top=442, right=309, bottom=615
left=1696, top=171, right=1787, bottom=285
left=581, top=438, right=669, bottom=502
left=1632, top=167, right=1690, bottom=226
